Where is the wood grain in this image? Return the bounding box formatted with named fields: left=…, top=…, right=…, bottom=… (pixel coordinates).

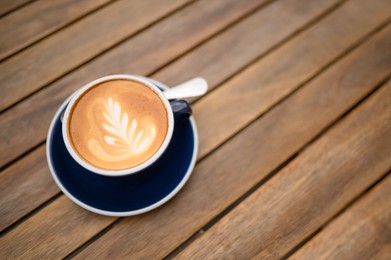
left=0, top=146, right=59, bottom=231
left=154, top=0, right=340, bottom=91
left=1, top=0, right=390, bottom=254
left=290, top=175, right=391, bottom=260
left=0, top=146, right=57, bottom=232
left=74, top=20, right=391, bottom=260
left=0, top=0, right=112, bottom=61
left=0, top=196, right=114, bottom=259
left=0, top=2, right=348, bottom=234
left=0, top=0, right=189, bottom=111
left=0, top=0, right=323, bottom=169
left=0, top=1, right=389, bottom=257
left=0, top=0, right=32, bottom=17
left=191, top=0, right=391, bottom=158
left=0, top=0, right=274, bottom=233
left=175, top=76, right=391, bottom=260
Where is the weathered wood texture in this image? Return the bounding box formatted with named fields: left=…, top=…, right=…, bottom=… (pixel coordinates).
left=155, top=0, right=341, bottom=89
left=0, top=0, right=113, bottom=61
left=0, top=0, right=190, bottom=111
left=0, top=196, right=114, bottom=259
left=0, top=0, right=264, bottom=112
left=0, top=0, right=279, bottom=234
left=175, top=74, right=391, bottom=260
left=0, top=0, right=354, bottom=235
left=291, top=174, right=391, bottom=260
left=190, top=0, right=391, bottom=158
left=75, top=13, right=391, bottom=260
left=0, top=0, right=32, bottom=17
left=0, top=0, right=269, bottom=168
left=1, top=0, right=390, bottom=258
left=0, top=146, right=55, bottom=232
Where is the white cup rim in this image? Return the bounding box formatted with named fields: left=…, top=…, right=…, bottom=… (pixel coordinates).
left=61, top=74, right=174, bottom=176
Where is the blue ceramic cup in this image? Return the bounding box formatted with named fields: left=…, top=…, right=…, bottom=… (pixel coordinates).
left=61, top=74, right=192, bottom=177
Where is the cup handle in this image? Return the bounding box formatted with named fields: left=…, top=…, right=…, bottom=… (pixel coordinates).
left=170, top=100, right=192, bottom=121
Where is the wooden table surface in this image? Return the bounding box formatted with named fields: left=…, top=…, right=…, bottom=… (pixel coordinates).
left=0, top=0, right=390, bottom=259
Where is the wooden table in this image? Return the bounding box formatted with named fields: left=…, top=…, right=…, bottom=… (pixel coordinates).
left=0, top=0, right=390, bottom=258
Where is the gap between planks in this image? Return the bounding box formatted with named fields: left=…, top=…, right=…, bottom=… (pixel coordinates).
left=0, top=0, right=196, bottom=170
left=0, top=192, right=63, bottom=239
left=290, top=172, right=391, bottom=259
left=192, top=17, right=390, bottom=162
left=3, top=0, right=391, bottom=256
left=0, top=0, right=279, bottom=233
left=0, top=0, right=352, bottom=171
left=0, top=0, right=385, bottom=240
left=0, top=0, right=273, bottom=114
left=0, top=0, right=345, bottom=171
left=164, top=152, right=300, bottom=260
left=1, top=0, right=345, bottom=214
left=163, top=76, right=391, bottom=259
left=142, top=0, right=280, bottom=80
left=0, top=0, right=120, bottom=63
left=52, top=6, right=391, bottom=258
left=171, top=55, right=391, bottom=259
left=190, top=0, right=350, bottom=105
left=0, top=0, right=37, bottom=18
left=70, top=14, right=391, bottom=260
left=282, top=170, right=391, bottom=259
left=0, top=0, right=194, bottom=113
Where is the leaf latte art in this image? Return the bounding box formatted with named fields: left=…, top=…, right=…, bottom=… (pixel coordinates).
left=88, top=98, right=157, bottom=160
left=67, top=79, right=168, bottom=171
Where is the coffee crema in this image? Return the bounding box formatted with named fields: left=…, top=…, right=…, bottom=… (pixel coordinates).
left=67, top=79, right=168, bottom=170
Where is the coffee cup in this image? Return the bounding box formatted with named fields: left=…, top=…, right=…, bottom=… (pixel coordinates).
left=62, top=74, right=192, bottom=176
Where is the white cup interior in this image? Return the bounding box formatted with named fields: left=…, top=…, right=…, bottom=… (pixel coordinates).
left=61, top=74, right=174, bottom=176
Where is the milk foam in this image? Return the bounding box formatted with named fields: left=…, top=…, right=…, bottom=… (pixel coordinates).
left=88, top=97, right=157, bottom=161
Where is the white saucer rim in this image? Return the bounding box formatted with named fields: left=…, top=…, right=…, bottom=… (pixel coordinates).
left=46, top=78, right=198, bottom=216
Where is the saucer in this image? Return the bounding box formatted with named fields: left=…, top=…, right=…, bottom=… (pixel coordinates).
left=46, top=79, right=198, bottom=216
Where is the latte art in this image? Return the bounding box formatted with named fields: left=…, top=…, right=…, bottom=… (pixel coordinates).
left=88, top=97, right=157, bottom=161
left=67, top=79, right=168, bottom=170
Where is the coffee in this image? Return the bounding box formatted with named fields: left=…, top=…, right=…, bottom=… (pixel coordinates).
left=67, top=79, right=168, bottom=170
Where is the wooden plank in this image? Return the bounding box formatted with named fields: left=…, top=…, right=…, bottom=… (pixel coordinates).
left=0, top=0, right=112, bottom=61
left=174, top=75, right=391, bottom=260
left=0, top=0, right=388, bottom=254
left=0, top=0, right=190, bottom=111
left=0, top=0, right=347, bottom=233
left=290, top=175, right=391, bottom=260
left=154, top=0, right=340, bottom=90
left=0, top=0, right=334, bottom=169
left=0, top=0, right=32, bottom=17
left=186, top=0, right=391, bottom=158
left=0, top=146, right=57, bottom=232
left=0, top=0, right=278, bottom=233
left=0, top=196, right=114, bottom=259
left=74, top=20, right=391, bottom=259
left=0, top=0, right=362, bottom=254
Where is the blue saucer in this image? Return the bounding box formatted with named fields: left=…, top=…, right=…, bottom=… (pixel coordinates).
left=46, top=80, right=198, bottom=216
